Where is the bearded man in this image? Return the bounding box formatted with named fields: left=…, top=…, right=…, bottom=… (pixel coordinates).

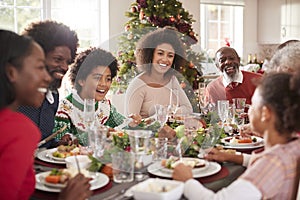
left=204, top=47, right=261, bottom=105
left=18, top=20, right=79, bottom=148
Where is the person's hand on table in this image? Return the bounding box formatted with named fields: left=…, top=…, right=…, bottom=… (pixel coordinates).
left=205, top=148, right=243, bottom=165
left=58, top=173, right=92, bottom=200
left=204, top=148, right=232, bottom=163
left=128, top=113, right=142, bottom=127
left=172, top=163, right=193, bottom=182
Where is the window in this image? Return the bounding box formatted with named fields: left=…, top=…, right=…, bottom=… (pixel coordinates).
left=0, top=0, right=104, bottom=49
left=0, top=0, right=42, bottom=33
left=200, top=2, right=244, bottom=59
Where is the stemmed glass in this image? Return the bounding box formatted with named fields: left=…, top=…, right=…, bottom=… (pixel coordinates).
left=217, top=100, right=229, bottom=127
left=84, top=98, right=95, bottom=148
left=84, top=98, right=95, bottom=127
left=198, top=125, right=222, bottom=158
left=232, top=98, right=246, bottom=132
left=154, top=104, right=168, bottom=128
left=168, top=88, right=179, bottom=116
left=198, top=83, right=207, bottom=114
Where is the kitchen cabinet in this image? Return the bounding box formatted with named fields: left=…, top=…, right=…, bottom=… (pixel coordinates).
left=258, top=0, right=300, bottom=44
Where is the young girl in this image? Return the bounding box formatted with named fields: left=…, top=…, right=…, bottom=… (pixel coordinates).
left=54, top=47, right=141, bottom=145
left=173, top=72, right=300, bottom=199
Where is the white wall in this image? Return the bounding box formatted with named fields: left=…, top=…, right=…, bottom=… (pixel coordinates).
left=243, top=0, right=259, bottom=62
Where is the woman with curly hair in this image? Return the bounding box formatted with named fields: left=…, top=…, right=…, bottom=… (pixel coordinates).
left=125, top=27, right=193, bottom=118
left=173, top=71, right=300, bottom=199
left=53, top=47, right=141, bottom=146
left=0, top=29, right=91, bottom=200
left=18, top=20, right=79, bottom=148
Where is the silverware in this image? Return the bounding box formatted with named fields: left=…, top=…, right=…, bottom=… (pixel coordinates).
left=37, top=125, right=67, bottom=147
left=74, top=154, right=81, bottom=174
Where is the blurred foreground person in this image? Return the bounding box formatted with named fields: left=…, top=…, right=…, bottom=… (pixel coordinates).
left=0, top=30, right=91, bottom=200
left=173, top=71, right=300, bottom=200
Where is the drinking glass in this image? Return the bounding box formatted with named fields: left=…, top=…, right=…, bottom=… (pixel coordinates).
left=232, top=98, right=246, bottom=115
left=198, top=126, right=222, bottom=158
left=84, top=98, right=95, bottom=149
left=217, top=100, right=229, bottom=125
left=232, top=98, right=246, bottom=131
left=198, top=83, right=207, bottom=113
left=149, top=138, right=168, bottom=161
left=112, top=151, right=134, bottom=183
left=84, top=98, right=95, bottom=127
left=154, top=104, right=168, bottom=127
left=127, top=130, right=152, bottom=180
left=168, top=88, right=179, bottom=116
left=92, top=125, right=108, bottom=159
left=127, top=130, right=152, bottom=154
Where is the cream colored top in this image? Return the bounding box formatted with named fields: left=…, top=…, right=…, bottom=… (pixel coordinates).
left=125, top=74, right=193, bottom=118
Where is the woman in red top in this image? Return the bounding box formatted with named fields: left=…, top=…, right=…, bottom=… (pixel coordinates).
left=0, top=30, right=92, bottom=200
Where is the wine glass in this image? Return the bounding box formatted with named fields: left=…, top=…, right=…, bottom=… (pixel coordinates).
left=154, top=104, right=168, bottom=128
left=232, top=98, right=246, bottom=131
left=217, top=100, right=229, bottom=126
left=84, top=98, right=95, bottom=127
left=168, top=88, right=179, bottom=116
left=198, top=125, right=222, bottom=158
left=198, top=82, right=207, bottom=114
left=84, top=98, right=95, bottom=148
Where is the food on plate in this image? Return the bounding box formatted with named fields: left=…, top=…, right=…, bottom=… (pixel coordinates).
left=45, top=168, right=93, bottom=186
left=161, top=156, right=206, bottom=169
left=52, top=144, right=90, bottom=159
left=216, top=145, right=236, bottom=154
left=101, top=163, right=113, bottom=180
left=225, top=136, right=257, bottom=144
left=158, top=125, right=176, bottom=139
left=45, top=169, right=72, bottom=184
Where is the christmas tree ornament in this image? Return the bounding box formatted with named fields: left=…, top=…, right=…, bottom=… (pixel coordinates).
left=131, top=6, right=137, bottom=13
left=170, top=16, right=175, bottom=22
left=139, top=9, right=145, bottom=20
left=125, top=24, right=131, bottom=32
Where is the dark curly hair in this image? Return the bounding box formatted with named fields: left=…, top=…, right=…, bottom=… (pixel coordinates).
left=22, top=20, right=78, bottom=62
left=257, top=71, right=300, bottom=135
left=0, top=30, right=34, bottom=109
left=135, top=27, right=187, bottom=77
left=69, top=47, right=118, bottom=93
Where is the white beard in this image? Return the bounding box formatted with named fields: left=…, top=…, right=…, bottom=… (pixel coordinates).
left=223, top=68, right=240, bottom=83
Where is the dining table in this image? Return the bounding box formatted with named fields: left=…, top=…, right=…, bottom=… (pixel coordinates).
left=30, top=150, right=248, bottom=200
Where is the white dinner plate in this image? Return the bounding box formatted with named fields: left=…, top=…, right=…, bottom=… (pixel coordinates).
left=35, top=171, right=109, bottom=192
left=160, top=158, right=208, bottom=174
left=147, top=161, right=221, bottom=178
left=221, top=136, right=264, bottom=149
left=36, top=148, right=66, bottom=164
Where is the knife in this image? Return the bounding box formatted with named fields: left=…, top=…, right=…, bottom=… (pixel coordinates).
left=37, top=125, right=67, bottom=147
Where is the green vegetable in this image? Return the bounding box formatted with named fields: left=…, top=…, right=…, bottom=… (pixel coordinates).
left=87, top=155, right=103, bottom=172
left=175, top=125, right=185, bottom=138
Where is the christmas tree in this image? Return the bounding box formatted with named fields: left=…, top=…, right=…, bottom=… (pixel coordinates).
left=114, top=0, right=205, bottom=112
